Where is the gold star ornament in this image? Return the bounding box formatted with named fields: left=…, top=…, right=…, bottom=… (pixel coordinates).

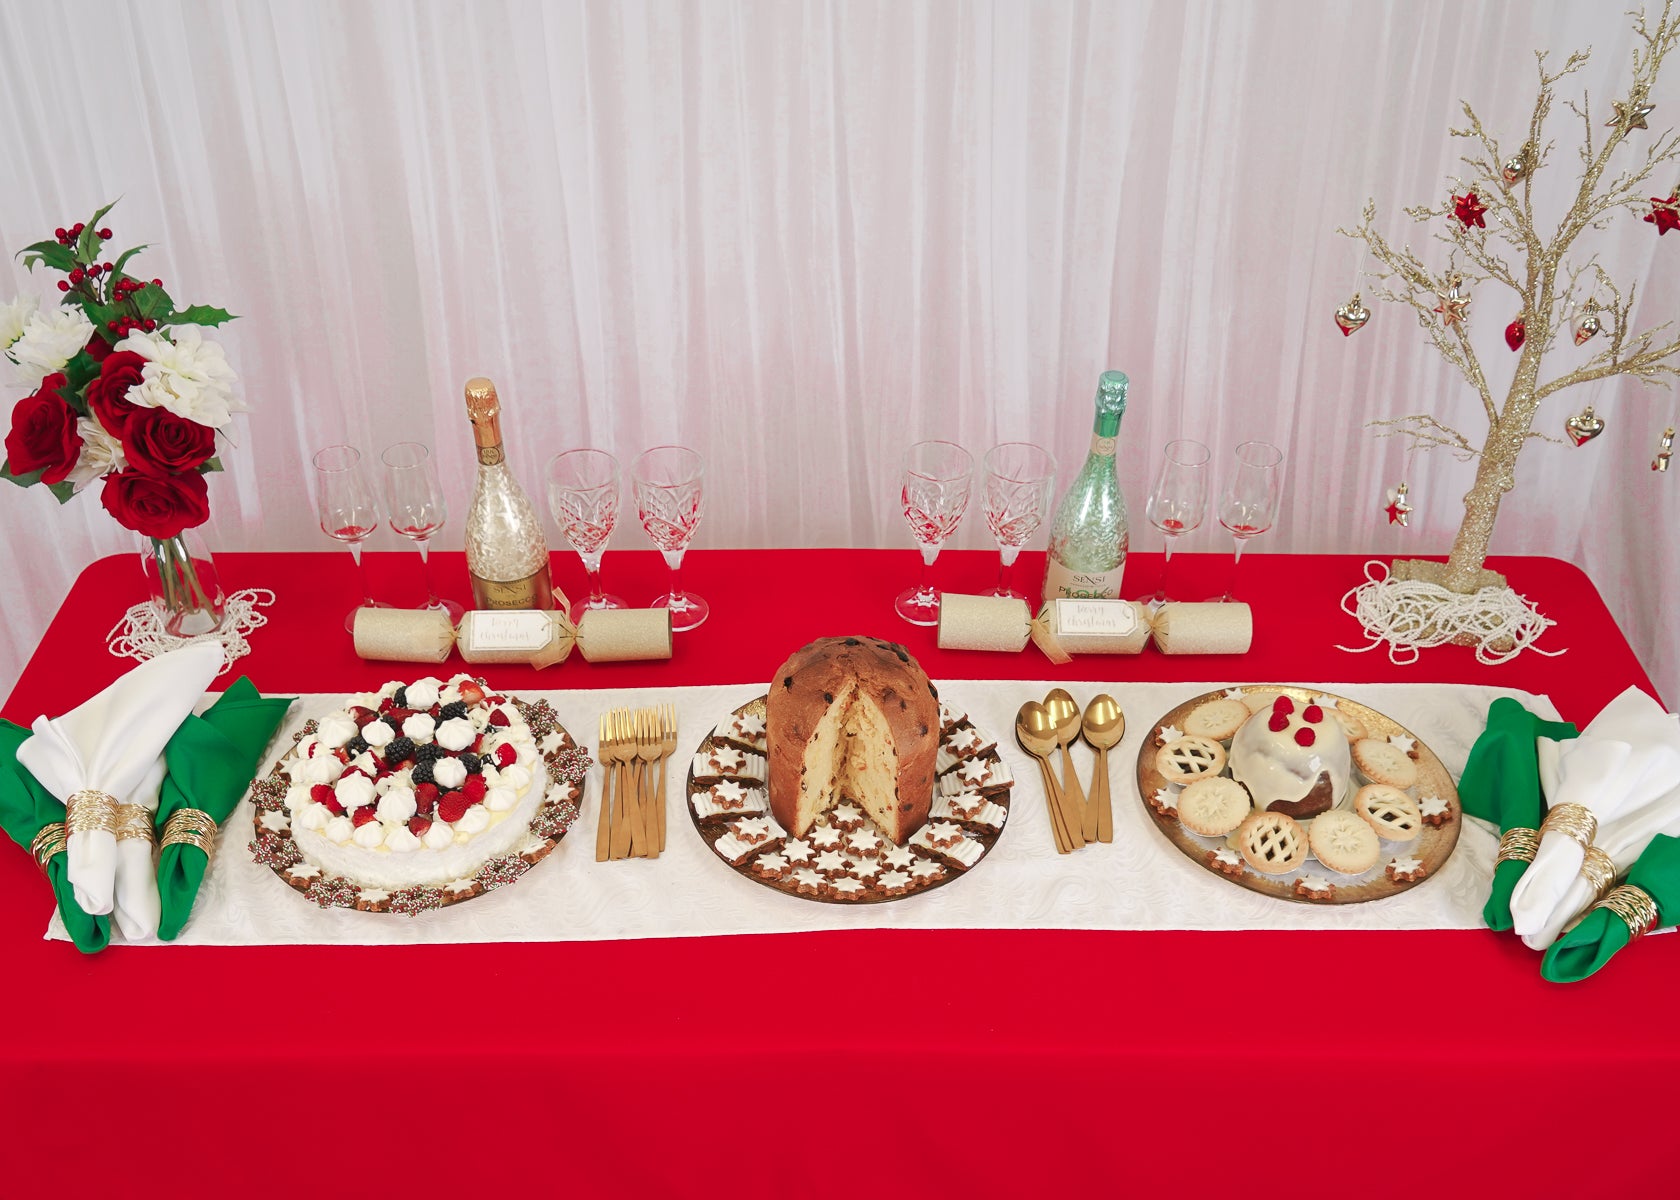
left=1433, top=272, right=1471, bottom=329
left=1607, top=98, right=1656, bottom=130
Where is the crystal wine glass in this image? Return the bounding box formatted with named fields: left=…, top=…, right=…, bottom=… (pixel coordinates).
left=1216, top=440, right=1284, bottom=603
left=895, top=440, right=973, bottom=625
left=312, top=444, right=391, bottom=633
left=632, top=444, right=707, bottom=631
left=1142, top=439, right=1210, bottom=608
left=981, top=442, right=1057, bottom=600
left=547, top=448, right=628, bottom=613
left=380, top=441, right=462, bottom=623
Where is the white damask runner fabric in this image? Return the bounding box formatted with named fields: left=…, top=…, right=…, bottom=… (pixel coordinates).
left=45, top=680, right=1556, bottom=946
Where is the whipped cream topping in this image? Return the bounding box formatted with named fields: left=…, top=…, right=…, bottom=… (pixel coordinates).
left=335, top=774, right=376, bottom=810
left=402, top=713, right=436, bottom=742
left=353, top=821, right=385, bottom=848
left=362, top=720, right=395, bottom=749
left=435, top=717, right=476, bottom=751
left=377, top=785, right=418, bottom=824
left=457, top=805, right=491, bottom=834
left=422, top=820, right=455, bottom=850
left=317, top=714, right=358, bottom=748
left=405, top=678, right=442, bottom=709
left=432, top=757, right=468, bottom=789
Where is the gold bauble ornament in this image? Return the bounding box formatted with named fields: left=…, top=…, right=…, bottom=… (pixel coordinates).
left=1565, top=405, right=1605, bottom=446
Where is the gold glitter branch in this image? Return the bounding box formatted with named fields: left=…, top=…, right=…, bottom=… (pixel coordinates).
left=1339, top=1, right=1680, bottom=595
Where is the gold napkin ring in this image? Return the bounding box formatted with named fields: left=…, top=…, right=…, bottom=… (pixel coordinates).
left=1496, top=827, right=1541, bottom=865
left=64, top=789, right=118, bottom=836
left=1579, top=845, right=1619, bottom=900
left=1539, top=802, right=1597, bottom=850
left=113, top=804, right=154, bottom=843
left=1595, top=883, right=1660, bottom=940
left=161, top=808, right=220, bottom=865
left=30, top=821, right=68, bottom=873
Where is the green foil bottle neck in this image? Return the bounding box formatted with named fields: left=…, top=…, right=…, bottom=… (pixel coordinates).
left=1091, top=369, right=1128, bottom=437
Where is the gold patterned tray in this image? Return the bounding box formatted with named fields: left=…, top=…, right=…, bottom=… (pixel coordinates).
left=686, top=694, right=1012, bottom=904
left=1135, top=686, right=1461, bottom=904
left=247, top=697, right=587, bottom=915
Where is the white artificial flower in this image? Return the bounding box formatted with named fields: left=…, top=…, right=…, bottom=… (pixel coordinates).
left=114, top=325, right=244, bottom=429
left=9, top=306, right=92, bottom=388
left=64, top=417, right=127, bottom=489
left=0, top=295, right=39, bottom=350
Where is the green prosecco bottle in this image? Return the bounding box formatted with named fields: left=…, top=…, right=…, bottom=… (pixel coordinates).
left=1042, top=370, right=1130, bottom=603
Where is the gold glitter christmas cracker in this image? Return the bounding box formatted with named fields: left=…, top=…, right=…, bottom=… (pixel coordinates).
left=352, top=608, right=672, bottom=667
left=937, top=596, right=1252, bottom=660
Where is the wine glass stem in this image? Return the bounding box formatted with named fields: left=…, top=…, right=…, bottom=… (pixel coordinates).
left=1224, top=535, right=1246, bottom=603
left=670, top=561, right=683, bottom=605
left=997, top=554, right=1010, bottom=595
left=349, top=540, right=374, bottom=606
left=416, top=537, right=441, bottom=607
left=1154, top=535, right=1176, bottom=605
left=587, top=566, right=606, bottom=603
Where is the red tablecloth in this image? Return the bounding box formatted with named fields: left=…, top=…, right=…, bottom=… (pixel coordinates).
left=1, top=549, right=1669, bottom=1198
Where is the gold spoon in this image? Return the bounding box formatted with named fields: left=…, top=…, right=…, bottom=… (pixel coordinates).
left=1043, top=688, right=1093, bottom=844
left=1081, top=695, right=1124, bottom=844
left=1015, top=701, right=1073, bottom=854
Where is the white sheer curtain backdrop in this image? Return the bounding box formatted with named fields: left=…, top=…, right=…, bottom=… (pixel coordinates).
left=1, top=1, right=1676, bottom=702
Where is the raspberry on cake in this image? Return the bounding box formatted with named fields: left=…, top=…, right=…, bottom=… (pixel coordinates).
left=1226, top=697, right=1352, bottom=820
left=280, top=676, right=547, bottom=891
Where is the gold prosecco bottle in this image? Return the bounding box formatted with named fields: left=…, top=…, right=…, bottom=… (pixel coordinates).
left=462, top=377, right=556, bottom=610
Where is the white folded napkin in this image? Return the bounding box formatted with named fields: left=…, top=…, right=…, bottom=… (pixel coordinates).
left=16, top=642, right=224, bottom=924
left=1509, top=686, right=1680, bottom=941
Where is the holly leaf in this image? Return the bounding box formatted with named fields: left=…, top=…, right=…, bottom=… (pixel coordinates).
left=134, top=284, right=175, bottom=320
left=112, top=244, right=150, bottom=278
left=170, top=304, right=236, bottom=328
left=60, top=351, right=99, bottom=409
left=17, top=240, right=75, bottom=273
left=76, top=200, right=118, bottom=264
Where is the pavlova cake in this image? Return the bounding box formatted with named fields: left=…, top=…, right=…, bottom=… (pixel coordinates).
left=279, top=674, right=547, bottom=889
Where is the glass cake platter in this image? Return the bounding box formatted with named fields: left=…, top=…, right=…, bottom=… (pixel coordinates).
left=1135, top=686, right=1462, bottom=905
left=686, top=694, right=1014, bottom=904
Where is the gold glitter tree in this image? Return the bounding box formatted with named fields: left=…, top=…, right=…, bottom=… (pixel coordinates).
left=1343, top=1, right=1680, bottom=596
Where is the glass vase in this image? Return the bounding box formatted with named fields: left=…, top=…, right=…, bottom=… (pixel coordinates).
left=141, top=530, right=227, bottom=637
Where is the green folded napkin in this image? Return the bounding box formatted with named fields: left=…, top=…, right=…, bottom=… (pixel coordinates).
left=1541, top=834, right=1680, bottom=982
left=0, top=720, right=111, bottom=954
left=155, top=677, right=293, bottom=941
left=1458, top=697, right=1580, bottom=932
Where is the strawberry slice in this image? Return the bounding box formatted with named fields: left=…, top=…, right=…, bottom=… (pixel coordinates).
left=463, top=774, right=488, bottom=804
left=488, top=709, right=511, bottom=728
left=309, top=784, right=335, bottom=805
left=351, top=806, right=379, bottom=827
left=408, top=815, right=433, bottom=837
left=414, top=782, right=439, bottom=815
left=437, top=791, right=470, bottom=823
left=458, top=682, right=487, bottom=706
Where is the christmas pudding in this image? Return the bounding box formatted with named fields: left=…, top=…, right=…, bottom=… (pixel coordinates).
left=1227, top=694, right=1351, bottom=820
left=766, top=636, right=941, bottom=845
left=279, top=675, right=547, bottom=889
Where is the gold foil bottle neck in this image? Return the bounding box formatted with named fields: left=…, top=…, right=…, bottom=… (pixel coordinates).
left=464, top=376, right=502, bottom=453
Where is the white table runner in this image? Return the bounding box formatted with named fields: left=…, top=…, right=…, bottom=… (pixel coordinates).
left=47, top=679, right=1557, bottom=946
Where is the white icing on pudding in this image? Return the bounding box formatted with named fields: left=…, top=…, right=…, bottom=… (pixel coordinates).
left=1227, top=701, right=1351, bottom=817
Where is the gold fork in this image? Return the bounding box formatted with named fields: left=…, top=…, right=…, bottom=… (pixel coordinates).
left=636, top=708, right=662, bottom=859
left=609, top=708, right=639, bottom=860
left=657, top=703, right=677, bottom=853
left=595, top=711, right=614, bottom=863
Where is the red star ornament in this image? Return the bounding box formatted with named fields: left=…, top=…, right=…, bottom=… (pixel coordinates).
left=1452, top=191, right=1488, bottom=229
left=1645, top=194, right=1680, bottom=235
left=1384, top=484, right=1412, bottom=527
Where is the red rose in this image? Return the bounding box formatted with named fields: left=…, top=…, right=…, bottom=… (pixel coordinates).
left=100, top=468, right=210, bottom=538
left=4, top=373, right=81, bottom=485
left=85, top=350, right=147, bottom=438
left=84, top=334, right=113, bottom=364
left=122, top=407, right=216, bottom=477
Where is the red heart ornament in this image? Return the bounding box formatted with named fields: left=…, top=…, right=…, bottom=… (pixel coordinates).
left=1505, top=318, right=1526, bottom=351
